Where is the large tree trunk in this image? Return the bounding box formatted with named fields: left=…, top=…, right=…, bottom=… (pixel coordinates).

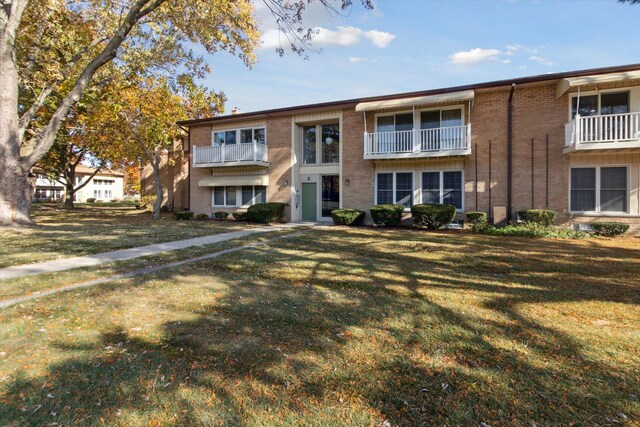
left=0, top=2, right=32, bottom=225
left=151, top=148, right=163, bottom=220
left=63, top=170, right=75, bottom=208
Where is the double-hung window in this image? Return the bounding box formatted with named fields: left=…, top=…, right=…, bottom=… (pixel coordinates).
left=570, top=167, right=628, bottom=213
left=421, top=171, right=463, bottom=210
left=376, top=172, right=413, bottom=208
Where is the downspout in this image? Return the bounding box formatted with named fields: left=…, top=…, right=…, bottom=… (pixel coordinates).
left=507, top=83, right=515, bottom=223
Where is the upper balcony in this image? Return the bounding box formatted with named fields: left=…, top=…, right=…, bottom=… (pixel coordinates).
left=193, top=141, right=268, bottom=168
left=564, top=112, right=640, bottom=153
left=363, top=124, right=471, bottom=160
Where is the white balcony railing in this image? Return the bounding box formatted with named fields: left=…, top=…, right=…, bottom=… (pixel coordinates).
left=565, top=112, right=640, bottom=150
left=364, top=124, right=471, bottom=159
left=193, top=142, right=268, bottom=166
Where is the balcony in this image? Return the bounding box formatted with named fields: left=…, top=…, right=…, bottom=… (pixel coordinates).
left=363, top=124, right=471, bottom=159
left=564, top=112, right=640, bottom=153
left=193, top=142, right=268, bottom=168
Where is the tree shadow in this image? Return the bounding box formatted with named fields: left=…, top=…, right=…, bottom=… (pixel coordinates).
left=1, top=229, right=638, bottom=425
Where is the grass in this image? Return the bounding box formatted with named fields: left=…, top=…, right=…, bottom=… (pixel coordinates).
left=0, top=226, right=638, bottom=426
left=0, top=205, right=258, bottom=268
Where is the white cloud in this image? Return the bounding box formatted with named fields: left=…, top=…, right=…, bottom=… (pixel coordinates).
left=349, top=56, right=369, bottom=63
left=260, top=25, right=395, bottom=50
left=364, top=29, right=396, bottom=48
left=529, top=55, right=554, bottom=66
left=450, top=48, right=502, bottom=65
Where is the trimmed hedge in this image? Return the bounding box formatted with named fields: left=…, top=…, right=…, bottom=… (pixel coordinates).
left=370, top=204, right=404, bottom=227
left=331, top=209, right=365, bottom=226
left=214, top=211, right=229, bottom=220
left=412, top=204, right=456, bottom=230
left=195, top=213, right=210, bottom=221
left=591, top=222, right=630, bottom=237
left=517, top=209, right=557, bottom=226
left=466, top=211, right=488, bottom=231
left=174, top=211, right=194, bottom=220
left=247, top=202, right=286, bottom=223
left=482, top=223, right=590, bottom=239
left=232, top=211, right=250, bottom=221
left=86, top=198, right=96, bottom=203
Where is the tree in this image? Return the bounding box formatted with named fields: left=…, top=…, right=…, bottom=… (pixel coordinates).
left=1, top=0, right=371, bottom=225
left=107, top=76, right=222, bottom=219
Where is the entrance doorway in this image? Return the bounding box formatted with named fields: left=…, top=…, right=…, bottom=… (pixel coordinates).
left=301, top=182, right=317, bottom=221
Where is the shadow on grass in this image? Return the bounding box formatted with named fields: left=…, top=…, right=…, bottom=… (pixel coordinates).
left=1, top=229, right=638, bottom=425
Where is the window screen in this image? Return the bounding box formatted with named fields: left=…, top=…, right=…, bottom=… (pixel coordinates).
left=422, top=172, right=440, bottom=204
left=377, top=173, right=393, bottom=204
left=395, top=172, right=413, bottom=207
left=570, top=168, right=596, bottom=211
left=600, top=167, right=627, bottom=212
left=443, top=171, right=463, bottom=209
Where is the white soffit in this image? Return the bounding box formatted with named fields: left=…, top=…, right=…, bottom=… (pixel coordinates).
left=198, top=175, right=269, bottom=187
left=355, top=90, right=475, bottom=112
left=556, top=70, right=640, bottom=98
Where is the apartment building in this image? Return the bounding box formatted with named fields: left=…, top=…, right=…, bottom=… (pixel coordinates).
left=177, top=63, right=640, bottom=231
left=33, top=166, right=125, bottom=203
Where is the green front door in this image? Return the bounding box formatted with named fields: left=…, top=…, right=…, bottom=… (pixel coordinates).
left=301, top=183, right=317, bottom=221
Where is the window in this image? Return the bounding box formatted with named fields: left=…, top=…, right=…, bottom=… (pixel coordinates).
left=377, top=113, right=413, bottom=132
left=421, top=171, right=463, bottom=210
left=322, top=175, right=340, bottom=217
left=240, top=128, right=266, bottom=144
left=376, top=172, right=414, bottom=208
left=104, top=189, right=112, bottom=199
left=571, top=91, right=629, bottom=118
left=303, top=123, right=340, bottom=165
left=94, top=189, right=102, bottom=199
left=322, top=124, right=340, bottom=164
left=214, top=127, right=266, bottom=146
left=420, top=109, right=463, bottom=150
left=570, top=167, right=627, bottom=213
left=213, top=185, right=266, bottom=207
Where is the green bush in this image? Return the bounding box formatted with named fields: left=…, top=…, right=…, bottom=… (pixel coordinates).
left=174, top=211, right=194, bottom=220
left=195, top=213, right=210, bottom=221
left=517, top=209, right=557, bottom=226
left=590, top=222, right=629, bottom=237
left=482, top=223, right=590, bottom=239
left=214, top=211, right=229, bottom=220
left=466, top=211, right=488, bottom=232
left=411, top=204, right=456, bottom=230
left=331, top=209, right=365, bottom=226
left=370, top=204, right=404, bottom=227
left=232, top=211, right=250, bottom=221
left=247, top=202, right=286, bottom=223
left=86, top=198, right=96, bottom=203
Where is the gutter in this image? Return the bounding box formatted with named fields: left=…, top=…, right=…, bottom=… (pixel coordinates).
left=507, top=83, right=515, bottom=223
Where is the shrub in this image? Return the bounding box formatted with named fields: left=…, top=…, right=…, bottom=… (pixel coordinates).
left=481, top=223, right=590, bottom=239
left=590, top=222, right=629, bottom=237
left=232, top=211, right=250, bottom=221
left=247, top=202, right=286, bottom=223
left=411, top=204, right=456, bottom=230
left=174, top=211, right=194, bottom=220
left=517, top=209, right=557, bottom=226
left=466, top=211, right=488, bottom=232
left=370, top=204, right=404, bottom=227
left=214, top=211, right=229, bottom=220
left=331, top=209, right=365, bottom=226
left=86, top=198, right=96, bottom=203
left=195, top=213, right=210, bottom=221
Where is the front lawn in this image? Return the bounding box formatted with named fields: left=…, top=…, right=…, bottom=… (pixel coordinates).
left=0, top=205, right=256, bottom=268
left=0, top=228, right=638, bottom=425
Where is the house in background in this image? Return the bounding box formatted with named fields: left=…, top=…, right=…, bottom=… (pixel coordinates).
left=33, top=166, right=125, bottom=203
left=170, top=63, right=640, bottom=232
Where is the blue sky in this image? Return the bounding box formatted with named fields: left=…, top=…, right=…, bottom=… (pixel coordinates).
left=201, top=0, right=640, bottom=114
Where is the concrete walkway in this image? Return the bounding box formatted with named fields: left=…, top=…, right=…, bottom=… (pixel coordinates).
left=0, top=223, right=315, bottom=281
left=0, top=232, right=306, bottom=309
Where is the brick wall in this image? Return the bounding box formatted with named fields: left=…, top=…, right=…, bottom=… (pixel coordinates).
left=341, top=108, right=374, bottom=217
left=265, top=116, right=293, bottom=221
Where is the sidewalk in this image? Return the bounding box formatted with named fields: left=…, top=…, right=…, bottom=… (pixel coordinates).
left=0, top=223, right=314, bottom=281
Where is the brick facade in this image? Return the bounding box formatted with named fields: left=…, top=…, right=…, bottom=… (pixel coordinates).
left=169, top=65, right=640, bottom=232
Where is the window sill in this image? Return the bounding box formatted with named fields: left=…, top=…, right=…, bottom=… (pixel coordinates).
left=569, top=211, right=638, bottom=217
